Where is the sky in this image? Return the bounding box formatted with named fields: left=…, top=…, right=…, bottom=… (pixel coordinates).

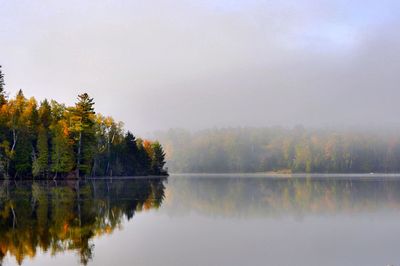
left=1, top=0, right=400, bottom=135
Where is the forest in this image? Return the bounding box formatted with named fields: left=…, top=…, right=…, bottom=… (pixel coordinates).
left=156, top=127, right=400, bottom=173
left=0, top=67, right=167, bottom=178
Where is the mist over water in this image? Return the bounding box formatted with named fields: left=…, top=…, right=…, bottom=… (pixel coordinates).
left=155, top=127, right=400, bottom=174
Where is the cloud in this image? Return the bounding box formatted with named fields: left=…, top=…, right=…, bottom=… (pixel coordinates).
left=1, top=0, right=400, bottom=134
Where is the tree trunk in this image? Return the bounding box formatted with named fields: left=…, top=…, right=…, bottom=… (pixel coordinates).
left=11, top=129, right=17, bottom=152
left=76, top=131, right=82, bottom=178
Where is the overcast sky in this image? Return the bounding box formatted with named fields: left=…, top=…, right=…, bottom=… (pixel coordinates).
left=1, top=0, right=400, bottom=134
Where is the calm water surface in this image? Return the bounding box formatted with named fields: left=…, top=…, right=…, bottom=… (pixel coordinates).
left=2, top=174, right=400, bottom=266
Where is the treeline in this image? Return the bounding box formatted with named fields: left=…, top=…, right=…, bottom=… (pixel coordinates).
left=155, top=127, right=400, bottom=173
left=0, top=66, right=167, bottom=178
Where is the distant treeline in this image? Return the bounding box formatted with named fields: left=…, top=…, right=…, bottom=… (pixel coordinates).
left=156, top=127, right=400, bottom=173
left=0, top=66, right=167, bottom=178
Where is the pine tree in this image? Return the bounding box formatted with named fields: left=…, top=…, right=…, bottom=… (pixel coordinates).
left=121, top=131, right=139, bottom=176
left=0, top=87, right=168, bottom=179
left=70, top=93, right=96, bottom=177
left=151, top=141, right=166, bottom=175
left=13, top=133, right=32, bottom=177
left=33, top=126, right=49, bottom=177
left=39, top=99, right=52, bottom=129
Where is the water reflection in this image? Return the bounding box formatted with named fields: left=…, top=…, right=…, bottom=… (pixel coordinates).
left=165, top=175, right=400, bottom=217
left=2, top=175, right=400, bottom=266
left=0, top=178, right=166, bottom=265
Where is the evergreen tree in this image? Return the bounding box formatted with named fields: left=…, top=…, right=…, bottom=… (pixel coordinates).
left=70, top=93, right=96, bottom=176
left=51, top=121, right=74, bottom=178
left=151, top=141, right=166, bottom=175
left=33, top=100, right=53, bottom=177
left=136, top=138, right=151, bottom=175
left=121, top=131, right=139, bottom=176
left=33, top=126, right=49, bottom=177
left=0, top=68, right=168, bottom=179
left=13, top=132, right=32, bottom=177
left=38, top=99, right=52, bottom=129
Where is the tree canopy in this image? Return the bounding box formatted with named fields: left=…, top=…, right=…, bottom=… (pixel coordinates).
left=0, top=70, right=167, bottom=179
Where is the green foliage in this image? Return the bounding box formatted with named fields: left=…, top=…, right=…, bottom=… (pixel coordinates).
left=51, top=121, right=75, bottom=176
left=70, top=93, right=96, bottom=176
left=120, top=131, right=139, bottom=176
left=0, top=68, right=167, bottom=178
left=34, top=127, right=49, bottom=177
left=151, top=141, right=166, bottom=175
left=13, top=132, right=32, bottom=176
left=38, top=99, right=52, bottom=129
left=136, top=138, right=152, bottom=175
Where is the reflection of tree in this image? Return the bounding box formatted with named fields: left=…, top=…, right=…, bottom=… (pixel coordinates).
left=166, top=177, right=400, bottom=217
left=0, top=177, right=166, bottom=265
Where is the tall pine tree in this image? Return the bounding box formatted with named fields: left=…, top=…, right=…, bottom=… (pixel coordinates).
left=70, top=93, right=96, bottom=176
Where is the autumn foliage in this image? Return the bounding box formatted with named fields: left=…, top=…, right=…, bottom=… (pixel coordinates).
left=0, top=66, right=167, bottom=178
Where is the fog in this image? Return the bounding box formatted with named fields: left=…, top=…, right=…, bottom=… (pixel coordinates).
left=1, top=0, right=400, bottom=134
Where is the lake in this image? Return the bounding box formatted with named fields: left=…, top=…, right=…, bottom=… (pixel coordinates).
left=1, top=174, right=400, bottom=266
